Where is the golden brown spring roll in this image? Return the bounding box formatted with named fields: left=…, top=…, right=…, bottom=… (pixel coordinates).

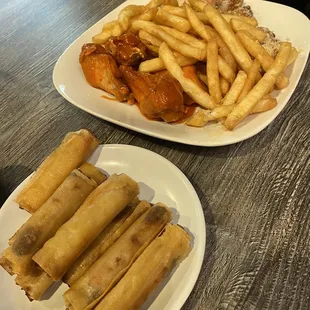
left=15, top=129, right=99, bottom=213
left=95, top=224, right=191, bottom=310
left=15, top=262, right=54, bottom=301
left=78, top=162, right=107, bottom=185
left=33, top=174, right=139, bottom=281
left=64, top=200, right=150, bottom=286
left=63, top=203, right=172, bottom=310
left=0, top=170, right=97, bottom=276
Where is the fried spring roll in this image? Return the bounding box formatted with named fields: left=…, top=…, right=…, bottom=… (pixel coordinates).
left=64, top=200, right=150, bottom=286
left=15, top=129, right=99, bottom=213
left=33, top=174, right=139, bottom=281
left=15, top=262, right=54, bottom=301
left=63, top=203, right=172, bottom=310
left=0, top=170, right=97, bottom=276
left=95, top=224, right=191, bottom=310
left=78, top=163, right=107, bottom=185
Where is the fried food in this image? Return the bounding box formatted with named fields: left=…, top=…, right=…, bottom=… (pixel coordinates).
left=204, top=4, right=253, bottom=73
left=236, top=30, right=289, bottom=89
left=80, top=44, right=130, bottom=101
left=139, top=53, right=196, bottom=72
left=132, top=20, right=206, bottom=60
left=225, top=42, right=291, bottom=130
left=102, top=33, right=147, bottom=66
left=222, top=70, right=247, bottom=106
left=159, top=42, right=216, bottom=109
left=120, top=65, right=185, bottom=122
left=154, top=8, right=191, bottom=32
left=237, top=58, right=261, bottom=103
left=207, top=41, right=222, bottom=104
left=33, top=174, right=139, bottom=281
left=14, top=130, right=99, bottom=213
left=230, top=18, right=266, bottom=42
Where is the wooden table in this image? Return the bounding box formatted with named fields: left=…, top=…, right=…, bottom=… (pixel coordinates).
left=1, top=0, right=309, bottom=309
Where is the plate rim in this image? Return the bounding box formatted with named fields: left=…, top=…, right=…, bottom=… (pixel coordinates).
left=53, top=0, right=310, bottom=147
left=0, top=144, right=206, bottom=310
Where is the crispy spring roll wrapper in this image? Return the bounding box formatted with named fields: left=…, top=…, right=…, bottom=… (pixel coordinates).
left=63, top=203, right=172, bottom=310
left=64, top=199, right=150, bottom=286
left=15, top=129, right=99, bottom=213
left=33, top=174, right=139, bottom=281
left=95, top=224, right=191, bottom=310
left=78, top=162, right=107, bottom=185
left=15, top=262, right=54, bottom=301
left=0, top=170, right=97, bottom=276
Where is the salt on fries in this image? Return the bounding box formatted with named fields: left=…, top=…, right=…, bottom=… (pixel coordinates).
left=92, top=0, right=298, bottom=131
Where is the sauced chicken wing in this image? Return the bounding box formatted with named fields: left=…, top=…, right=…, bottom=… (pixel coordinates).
left=79, top=43, right=130, bottom=101
left=103, top=33, right=147, bottom=66
left=120, top=66, right=185, bottom=123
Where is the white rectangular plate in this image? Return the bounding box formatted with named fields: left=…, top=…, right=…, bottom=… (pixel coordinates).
left=53, top=0, right=310, bottom=146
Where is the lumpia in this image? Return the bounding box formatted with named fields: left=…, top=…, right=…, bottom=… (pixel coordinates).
left=64, top=200, right=150, bottom=286
left=33, top=174, right=139, bottom=280
left=0, top=169, right=97, bottom=276
left=63, top=203, right=172, bottom=310
left=15, top=129, right=99, bottom=213
left=15, top=262, right=54, bottom=301
left=95, top=224, right=191, bottom=310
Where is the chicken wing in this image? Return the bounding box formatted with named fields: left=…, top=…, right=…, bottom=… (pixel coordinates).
left=79, top=43, right=130, bottom=101
left=103, top=33, right=147, bottom=66
left=120, top=66, right=184, bottom=123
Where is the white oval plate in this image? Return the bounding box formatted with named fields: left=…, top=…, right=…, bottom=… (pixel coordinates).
left=0, top=144, right=205, bottom=310
left=53, top=0, right=310, bottom=147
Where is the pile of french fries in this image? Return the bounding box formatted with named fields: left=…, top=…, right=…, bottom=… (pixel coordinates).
left=92, top=0, right=298, bottom=130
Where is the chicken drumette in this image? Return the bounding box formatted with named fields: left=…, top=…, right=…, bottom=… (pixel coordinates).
left=79, top=33, right=147, bottom=101
left=120, top=66, right=185, bottom=123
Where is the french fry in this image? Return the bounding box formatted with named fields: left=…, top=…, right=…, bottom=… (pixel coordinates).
left=188, top=0, right=206, bottom=12
left=187, top=94, right=277, bottom=127
left=160, top=26, right=207, bottom=49
left=162, top=5, right=186, bottom=17
left=186, top=104, right=235, bottom=127
left=225, top=42, right=291, bottom=130
left=139, top=53, right=196, bottom=72
left=204, top=5, right=253, bottom=73
left=186, top=109, right=209, bottom=127
left=164, top=0, right=179, bottom=6
left=93, top=22, right=122, bottom=43
left=102, top=21, right=119, bottom=31
left=159, top=42, right=216, bottom=109
left=144, top=0, right=164, bottom=10
left=251, top=96, right=277, bottom=114
left=141, top=41, right=159, bottom=53
left=218, top=56, right=236, bottom=83
left=184, top=4, right=212, bottom=41
left=222, top=14, right=258, bottom=26
left=220, top=77, right=230, bottom=95
left=203, top=26, right=238, bottom=73
left=230, top=18, right=266, bottom=42
left=183, top=65, right=208, bottom=91
left=133, top=7, right=158, bottom=21
left=207, top=41, right=222, bottom=104
left=197, top=72, right=208, bottom=87
left=236, top=30, right=289, bottom=89
left=118, top=5, right=144, bottom=32
left=154, top=9, right=191, bottom=32
left=222, top=70, right=247, bottom=106
left=237, top=58, right=261, bottom=103
left=139, top=30, right=163, bottom=47
left=162, top=5, right=210, bottom=23
left=287, top=47, right=298, bottom=67
left=132, top=20, right=206, bottom=60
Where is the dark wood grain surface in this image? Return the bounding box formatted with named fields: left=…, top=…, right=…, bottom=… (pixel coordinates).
left=0, top=0, right=309, bottom=309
